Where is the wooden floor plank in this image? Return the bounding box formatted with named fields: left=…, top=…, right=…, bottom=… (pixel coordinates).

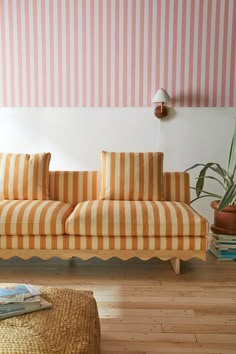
left=162, top=324, right=236, bottom=334
left=101, top=323, right=163, bottom=333
left=195, top=308, right=236, bottom=317
left=196, top=333, right=236, bottom=343
left=97, top=301, right=236, bottom=312
left=94, top=289, right=236, bottom=297
left=98, top=308, right=195, bottom=317
left=101, top=332, right=196, bottom=342
left=100, top=316, right=236, bottom=325
left=102, top=321, right=236, bottom=339
left=101, top=341, right=236, bottom=353
left=96, top=295, right=236, bottom=304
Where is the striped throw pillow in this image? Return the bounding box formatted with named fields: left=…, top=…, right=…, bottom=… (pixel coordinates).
left=0, top=153, right=51, bottom=200
left=100, top=151, right=164, bottom=200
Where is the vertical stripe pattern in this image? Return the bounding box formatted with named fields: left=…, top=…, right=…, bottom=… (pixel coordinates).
left=163, top=172, right=190, bottom=204
left=49, top=171, right=100, bottom=205
left=0, top=0, right=235, bottom=107
left=65, top=200, right=208, bottom=237
left=0, top=153, right=51, bottom=200
left=100, top=152, right=164, bottom=201
left=0, top=234, right=207, bottom=251
left=49, top=170, right=191, bottom=204
left=0, top=199, right=73, bottom=235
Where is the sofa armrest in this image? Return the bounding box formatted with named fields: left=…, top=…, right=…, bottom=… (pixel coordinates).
left=163, top=172, right=190, bottom=204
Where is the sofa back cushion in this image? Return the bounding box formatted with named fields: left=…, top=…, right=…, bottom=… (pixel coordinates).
left=100, top=151, right=164, bottom=200
left=0, top=153, right=51, bottom=200
left=49, top=170, right=190, bottom=205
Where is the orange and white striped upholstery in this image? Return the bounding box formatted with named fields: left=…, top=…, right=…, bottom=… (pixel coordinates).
left=0, top=235, right=207, bottom=251
left=66, top=200, right=208, bottom=237
left=0, top=153, right=51, bottom=200
left=163, top=172, right=190, bottom=204
left=49, top=171, right=190, bottom=204
left=0, top=200, right=73, bottom=236
left=100, top=151, right=164, bottom=200
left=49, top=171, right=100, bottom=205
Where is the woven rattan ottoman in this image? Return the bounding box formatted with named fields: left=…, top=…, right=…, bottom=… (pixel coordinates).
left=0, top=287, right=100, bottom=354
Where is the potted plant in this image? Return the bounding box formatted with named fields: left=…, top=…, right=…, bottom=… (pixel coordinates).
left=186, top=123, right=236, bottom=235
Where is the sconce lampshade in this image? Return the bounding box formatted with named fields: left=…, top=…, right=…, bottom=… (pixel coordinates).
left=152, top=88, right=171, bottom=119
left=152, top=88, right=171, bottom=104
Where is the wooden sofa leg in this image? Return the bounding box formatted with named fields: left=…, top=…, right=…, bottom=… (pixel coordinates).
left=170, top=258, right=180, bottom=274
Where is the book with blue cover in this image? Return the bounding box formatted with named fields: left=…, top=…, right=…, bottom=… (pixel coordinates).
left=0, top=293, right=24, bottom=305
left=0, top=295, right=41, bottom=311
left=209, top=242, right=236, bottom=260
left=0, top=296, right=52, bottom=320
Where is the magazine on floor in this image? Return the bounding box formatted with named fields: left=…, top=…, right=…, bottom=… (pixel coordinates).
left=0, top=284, right=52, bottom=320
left=0, top=284, right=41, bottom=297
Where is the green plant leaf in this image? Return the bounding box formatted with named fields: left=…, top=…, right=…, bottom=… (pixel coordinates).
left=209, top=164, right=227, bottom=178
left=218, top=184, right=236, bottom=211
left=195, top=163, right=226, bottom=197
left=190, top=194, right=221, bottom=203
left=197, top=175, right=225, bottom=188
left=227, top=122, right=236, bottom=179
left=190, top=187, right=221, bottom=203
left=185, top=163, right=208, bottom=172
left=186, top=124, right=236, bottom=209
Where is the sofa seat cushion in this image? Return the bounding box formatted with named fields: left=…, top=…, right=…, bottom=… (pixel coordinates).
left=65, top=200, right=208, bottom=237
left=0, top=200, right=74, bottom=236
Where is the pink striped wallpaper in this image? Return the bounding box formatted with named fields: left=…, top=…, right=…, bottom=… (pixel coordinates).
left=0, top=0, right=235, bottom=107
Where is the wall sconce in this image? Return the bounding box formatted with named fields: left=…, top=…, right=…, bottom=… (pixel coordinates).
left=152, top=88, right=171, bottom=119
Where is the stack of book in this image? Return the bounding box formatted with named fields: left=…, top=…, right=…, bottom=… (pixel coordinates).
left=0, top=284, right=52, bottom=320
left=209, top=233, right=236, bottom=260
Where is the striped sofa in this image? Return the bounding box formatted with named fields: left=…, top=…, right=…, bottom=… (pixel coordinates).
left=0, top=170, right=208, bottom=274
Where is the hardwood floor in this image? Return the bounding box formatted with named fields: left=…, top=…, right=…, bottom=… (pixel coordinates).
left=1, top=252, right=236, bottom=354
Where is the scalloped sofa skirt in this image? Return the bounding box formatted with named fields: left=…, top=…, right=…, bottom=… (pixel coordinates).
left=0, top=170, right=209, bottom=274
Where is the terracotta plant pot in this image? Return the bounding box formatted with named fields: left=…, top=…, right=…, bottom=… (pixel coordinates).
left=211, top=200, right=236, bottom=235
